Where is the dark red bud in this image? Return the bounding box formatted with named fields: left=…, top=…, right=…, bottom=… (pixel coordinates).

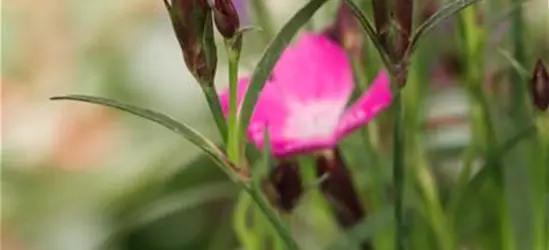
left=261, top=161, right=303, bottom=212
left=531, top=59, right=549, bottom=111
left=316, top=149, right=372, bottom=249
left=316, top=149, right=365, bottom=229
left=396, top=0, right=413, bottom=57
left=372, top=0, right=390, bottom=51
left=372, top=0, right=389, bottom=36
left=164, top=0, right=217, bottom=85
left=324, top=2, right=363, bottom=56
left=213, top=0, right=240, bottom=38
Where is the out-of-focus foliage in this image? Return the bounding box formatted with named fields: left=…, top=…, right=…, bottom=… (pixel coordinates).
left=1, top=0, right=548, bottom=250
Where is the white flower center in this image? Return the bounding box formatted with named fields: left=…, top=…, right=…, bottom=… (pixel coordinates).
left=283, top=100, right=345, bottom=141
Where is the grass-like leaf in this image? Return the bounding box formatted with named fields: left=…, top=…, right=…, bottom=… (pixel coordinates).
left=239, top=0, right=330, bottom=138
left=343, top=0, right=395, bottom=74
left=245, top=186, right=300, bottom=250
left=407, top=0, right=482, bottom=55
left=50, top=95, right=242, bottom=182
left=252, top=129, right=274, bottom=188
left=129, top=182, right=236, bottom=228
left=453, top=123, right=537, bottom=210
left=242, top=129, right=299, bottom=250
left=497, top=48, right=529, bottom=78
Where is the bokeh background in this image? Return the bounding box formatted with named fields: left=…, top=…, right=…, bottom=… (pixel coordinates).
left=2, top=0, right=548, bottom=250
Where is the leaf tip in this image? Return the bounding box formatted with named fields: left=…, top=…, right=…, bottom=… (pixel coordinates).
left=49, top=96, right=65, bottom=101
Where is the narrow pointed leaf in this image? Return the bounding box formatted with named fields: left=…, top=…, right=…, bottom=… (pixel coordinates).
left=457, top=123, right=537, bottom=208
left=239, top=0, right=330, bottom=135
left=408, top=0, right=482, bottom=54
left=497, top=48, right=529, bottom=78
left=344, top=0, right=394, bottom=73
left=252, top=129, right=274, bottom=187
left=236, top=26, right=262, bottom=36
left=129, top=182, right=236, bottom=228
left=50, top=95, right=241, bottom=182
left=244, top=186, right=300, bottom=250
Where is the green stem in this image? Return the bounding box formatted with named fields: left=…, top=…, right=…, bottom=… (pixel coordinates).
left=227, top=39, right=242, bottom=163
left=202, top=85, right=228, bottom=145
left=245, top=185, right=300, bottom=250
left=534, top=118, right=548, bottom=250
left=509, top=0, right=528, bottom=119
left=298, top=156, right=337, bottom=239
left=392, top=91, right=406, bottom=250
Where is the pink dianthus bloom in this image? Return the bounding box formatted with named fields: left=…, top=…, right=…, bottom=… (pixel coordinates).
left=220, top=33, right=392, bottom=157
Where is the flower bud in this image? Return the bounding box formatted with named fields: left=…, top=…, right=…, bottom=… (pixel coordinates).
left=261, top=161, right=303, bottom=212
left=213, top=0, right=240, bottom=38
left=372, top=0, right=391, bottom=53
left=396, top=0, right=413, bottom=57
left=531, top=59, right=549, bottom=111
left=316, top=149, right=372, bottom=249
left=164, top=0, right=217, bottom=85
left=316, top=149, right=365, bottom=229
left=324, top=2, right=363, bottom=56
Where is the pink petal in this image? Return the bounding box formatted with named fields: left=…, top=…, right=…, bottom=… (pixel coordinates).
left=219, top=33, right=356, bottom=157
left=271, top=33, right=354, bottom=104
left=336, top=71, right=392, bottom=138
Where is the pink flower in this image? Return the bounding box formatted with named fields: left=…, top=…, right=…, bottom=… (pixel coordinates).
left=220, top=33, right=392, bottom=157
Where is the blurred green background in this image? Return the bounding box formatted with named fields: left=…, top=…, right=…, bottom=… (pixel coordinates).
left=1, top=0, right=548, bottom=250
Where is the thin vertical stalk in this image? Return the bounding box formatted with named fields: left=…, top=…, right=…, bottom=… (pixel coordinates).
left=534, top=117, right=548, bottom=250
left=245, top=186, right=300, bottom=250
left=509, top=0, right=528, bottom=119
left=405, top=42, right=455, bottom=250
left=392, top=91, right=406, bottom=250
left=458, top=6, right=515, bottom=250
left=226, top=39, right=242, bottom=163
left=202, top=85, right=228, bottom=144
left=298, top=156, right=338, bottom=240
left=509, top=1, right=538, bottom=249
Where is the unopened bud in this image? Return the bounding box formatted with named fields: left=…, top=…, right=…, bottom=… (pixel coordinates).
left=213, top=0, right=240, bottom=38
left=164, top=0, right=217, bottom=85
left=372, top=0, right=390, bottom=51
left=261, top=161, right=303, bottom=212
left=396, top=0, right=413, bottom=57
left=324, top=2, right=362, bottom=56
left=316, top=149, right=365, bottom=229
left=531, top=59, right=549, bottom=111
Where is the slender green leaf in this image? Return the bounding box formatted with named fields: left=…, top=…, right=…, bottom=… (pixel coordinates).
left=129, top=182, right=236, bottom=228
left=326, top=206, right=394, bottom=250
left=236, top=26, right=263, bottom=36
left=408, top=0, right=482, bottom=55
left=497, top=48, right=529, bottom=78
left=252, top=129, right=274, bottom=188
left=446, top=148, right=479, bottom=219
left=456, top=123, right=537, bottom=208
left=487, top=0, right=532, bottom=30
left=239, top=0, right=330, bottom=137
left=50, top=95, right=241, bottom=182
left=343, top=0, right=395, bottom=74
left=245, top=186, right=300, bottom=250
left=233, top=191, right=261, bottom=250
left=241, top=129, right=299, bottom=250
